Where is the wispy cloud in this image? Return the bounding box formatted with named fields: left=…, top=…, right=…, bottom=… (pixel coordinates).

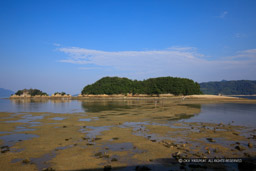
left=57, top=46, right=256, bottom=82
left=219, top=11, right=228, bottom=18
left=53, top=43, right=61, bottom=47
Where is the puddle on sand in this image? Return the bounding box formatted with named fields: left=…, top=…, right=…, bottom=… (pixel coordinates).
left=11, top=158, right=23, bottom=163
left=0, top=133, right=38, bottom=146
left=31, top=152, right=56, bottom=171
left=50, top=117, right=66, bottom=121
left=15, top=126, right=35, bottom=132
left=79, top=118, right=91, bottom=122
left=5, top=115, right=44, bottom=123
left=80, top=126, right=112, bottom=139
left=103, top=142, right=143, bottom=153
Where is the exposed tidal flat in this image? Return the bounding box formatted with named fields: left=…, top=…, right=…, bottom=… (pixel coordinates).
left=0, top=98, right=256, bottom=170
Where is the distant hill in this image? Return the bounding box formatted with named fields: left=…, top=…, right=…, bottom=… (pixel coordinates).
left=200, top=80, right=256, bottom=95
left=0, top=88, right=15, bottom=98
left=82, top=76, right=202, bottom=95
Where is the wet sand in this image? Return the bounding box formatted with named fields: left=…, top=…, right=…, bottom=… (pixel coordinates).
left=0, top=98, right=256, bottom=170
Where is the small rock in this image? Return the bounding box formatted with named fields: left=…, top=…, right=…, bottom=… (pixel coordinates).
left=244, top=152, right=251, bottom=157
left=150, top=140, right=156, bottom=142
left=65, top=139, right=69, bottom=141
left=42, top=168, right=55, bottom=171
left=104, top=165, right=111, bottom=171
left=206, top=138, right=215, bottom=143
left=233, top=132, right=239, bottom=136
left=172, top=151, right=181, bottom=159
left=235, top=145, right=245, bottom=151
left=112, top=137, right=119, bottom=140
left=22, top=158, right=30, bottom=164
left=95, top=152, right=102, bottom=157
left=82, top=126, right=86, bottom=128
left=63, top=126, right=67, bottom=128
left=86, top=143, right=94, bottom=146
left=111, top=158, right=118, bottom=162
left=248, top=142, right=253, bottom=148
left=1, top=146, right=10, bottom=153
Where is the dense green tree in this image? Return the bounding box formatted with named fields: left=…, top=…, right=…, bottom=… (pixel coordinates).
left=81, top=76, right=202, bottom=95
left=15, top=89, right=48, bottom=96
left=200, top=80, right=256, bottom=95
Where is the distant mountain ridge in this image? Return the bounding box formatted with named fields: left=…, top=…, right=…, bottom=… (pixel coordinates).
left=0, top=88, right=15, bottom=98
left=200, top=80, right=256, bottom=95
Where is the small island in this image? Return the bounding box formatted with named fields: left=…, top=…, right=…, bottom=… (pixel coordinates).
left=79, top=76, right=202, bottom=98
left=10, top=89, right=72, bottom=99
left=10, top=89, right=49, bottom=98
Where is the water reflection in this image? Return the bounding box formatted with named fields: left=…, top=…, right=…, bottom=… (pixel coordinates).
left=4, top=99, right=82, bottom=113
left=80, top=100, right=136, bottom=112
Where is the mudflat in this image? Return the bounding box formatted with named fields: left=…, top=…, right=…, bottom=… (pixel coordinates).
left=0, top=98, right=256, bottom=170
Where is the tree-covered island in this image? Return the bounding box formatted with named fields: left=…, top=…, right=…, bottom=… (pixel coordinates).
left=81, top=76, right=202, bottom=96
left=13, top=89, right=48, bottom=97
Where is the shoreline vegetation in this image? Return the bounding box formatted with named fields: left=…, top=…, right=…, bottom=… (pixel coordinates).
left=9, top=76, right=256, bottom=101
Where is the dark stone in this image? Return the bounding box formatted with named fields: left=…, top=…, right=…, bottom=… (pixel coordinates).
left=94, top=152, right=102, bottom=157
left=111, top=158, right=118, bottom=162
left=172, top=151, right=181, bottom=159
left=233, top=132, right=239, bottom=136
left=248, top=142, right=253, bottom=148
left=102, top=154, right=110, bottom=158
left=150, top=140, right=156, bottom=142
left=104, top=165, right=111, bottom=171
left=206, top=138, right=215, bottom=143
left=63, top=126, right=67, bottom=128
left=65, top=139, right=69, bottom=141
left=82, top=137, right=89, bottom=140
left=213, top=148, right=218, bottom=153
left=235, top=145, right=245, bottom=151
left=22, top=158, right=30, bottom=164
left=86, top=143, right=94, bottom=146
left=42, top=168, right=55, bottom=171
left=1, top=146, right=10, bottom=153
left=94, top=138, right=102, bottom=141
left=112, top=137, right=119, bottom=140
left=244, top=152, right=251, bottom=157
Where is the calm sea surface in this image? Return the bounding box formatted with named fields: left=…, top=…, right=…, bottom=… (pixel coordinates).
left=0, top=98, right=256, bottom=128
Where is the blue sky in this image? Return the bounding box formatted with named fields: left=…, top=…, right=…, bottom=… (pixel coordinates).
left=1, top=0, right=256, bottom=95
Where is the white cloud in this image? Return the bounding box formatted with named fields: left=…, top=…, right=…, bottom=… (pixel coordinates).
left=57, top=46, right=256, bottom=82
left=219, top=11, right=228, bottom=18
left=53, top=43, right=61, bottom=47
